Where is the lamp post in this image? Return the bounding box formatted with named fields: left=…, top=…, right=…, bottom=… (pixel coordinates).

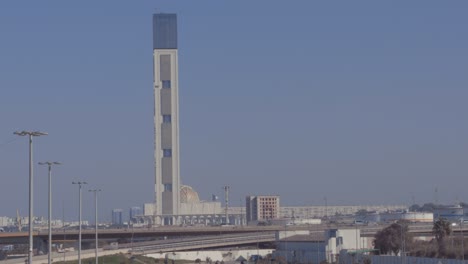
left=72, top=181, right=87, bottom=264
left=89, top=189, right=101, bottom=264
left=38, top=161, right=61, bottom=264
left=14, top=130, right=48, bottom=264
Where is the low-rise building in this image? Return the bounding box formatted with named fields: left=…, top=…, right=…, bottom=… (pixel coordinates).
left=274, top=228, right=365, bottom=263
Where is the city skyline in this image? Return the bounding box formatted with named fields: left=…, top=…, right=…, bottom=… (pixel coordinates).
left=1, top=1, right=468, bottom=221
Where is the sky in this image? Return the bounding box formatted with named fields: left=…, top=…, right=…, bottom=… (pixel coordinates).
left=1, top=1, right=468, bottom=222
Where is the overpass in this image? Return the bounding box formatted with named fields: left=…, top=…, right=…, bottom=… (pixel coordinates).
left=2, top=223, right=465, bottom=243
left=0, top=225, right=283, bottom=242
left=128, top=232, right=277, bottom=254
left=2, top=222, right=466, bottom=260
left=0, top=232, right=277, bottom=264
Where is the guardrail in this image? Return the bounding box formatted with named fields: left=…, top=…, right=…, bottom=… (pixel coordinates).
left=126, top=232, right=276, bottom=254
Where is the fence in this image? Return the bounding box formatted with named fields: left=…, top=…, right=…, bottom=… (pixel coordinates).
left=339, top=253, right=468, bottom=264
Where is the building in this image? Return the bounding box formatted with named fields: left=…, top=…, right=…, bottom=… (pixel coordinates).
left=112, top=209, right=123, bottom=225
left=353, top=210, right=434, bottom=224
left=0, top=216, right=13, bottom=227
left=433, top=205, right=464, bottom=223
left=274, top=230, right=321, bottom=263
left=129, top=207, right=142, bottom=220
left=246, top=195, right=280, bottom=223
left=273, top=228, right=365, bottom=263
left=153, top=13, right=181, bottom=225
left=281, top=205, right=407, bottom=219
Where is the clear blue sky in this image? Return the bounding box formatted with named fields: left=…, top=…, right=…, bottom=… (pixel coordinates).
left=1, top=1, right=467, bottom=222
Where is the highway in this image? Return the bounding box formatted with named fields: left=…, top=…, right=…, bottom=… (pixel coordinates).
left=0, top=225, right=282, bottom=241
left=2, top=222, right=467, bottom=263
left=128, top=232, right=276, bottom=254
left=0, top=232, right=277, bottom=264
left=2, top=222, right=465, bottom=242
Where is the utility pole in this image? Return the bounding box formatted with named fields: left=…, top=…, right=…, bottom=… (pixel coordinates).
left=72, top=181, right=87, bottom=264
left=14, top=130, right=48, bottom=264
left=38, top=161, right=61, bottom=264
left=89, top=189, right=101, bottom=264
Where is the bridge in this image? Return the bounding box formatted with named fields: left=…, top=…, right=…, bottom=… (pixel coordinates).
left=3, top=222, right=467, bottom=246
left=0, top=232, right=277, bottom=264
left=3, top=222, right=466, bottom=243
left=2, top=222, right=467, bottom=263
left=0, top=225, right=282, bottom=243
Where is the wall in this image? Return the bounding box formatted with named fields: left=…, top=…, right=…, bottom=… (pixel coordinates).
left=146, top=249, right=273, bottom=262
left=339, top=253, right=468, bottom=264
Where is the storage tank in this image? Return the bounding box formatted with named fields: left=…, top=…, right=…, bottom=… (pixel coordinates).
left=401, top=212, right=433, bottom=222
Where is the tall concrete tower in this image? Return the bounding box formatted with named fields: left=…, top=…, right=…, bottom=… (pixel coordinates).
left=153, top=13, right=180, bottom=225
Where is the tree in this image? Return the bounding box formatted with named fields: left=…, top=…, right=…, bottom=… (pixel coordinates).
left=409, top=204, right=421, bottom=212
left=356, top=209, right=369, bottom=215
left=373, top=221, right=411, bottom=255
left=420, top=203, right=437, bottom=212
left=432, top=219, right=452, bottom=257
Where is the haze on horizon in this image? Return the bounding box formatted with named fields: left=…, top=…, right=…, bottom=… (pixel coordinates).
left=1, top=1, right=467, bottom=221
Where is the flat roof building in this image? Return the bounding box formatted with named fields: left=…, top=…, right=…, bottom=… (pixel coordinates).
left=112, top=209, right=123, bottom=225
left=246, top=195, right=280, bottom=223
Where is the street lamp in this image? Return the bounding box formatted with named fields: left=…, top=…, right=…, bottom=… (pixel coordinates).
left=14, top=130, right=48, bottom=264
left=38, top=161, right=61, bottom=264
left=72, top=181, right=87, bottom=264
left=89, top=189, right=101, bottom=264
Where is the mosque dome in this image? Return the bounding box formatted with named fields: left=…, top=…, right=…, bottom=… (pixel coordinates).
left=180, top=185, right=200, bottom=203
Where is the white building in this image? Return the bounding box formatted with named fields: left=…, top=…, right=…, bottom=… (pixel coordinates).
left=274, top=228, right=366, bottom=264
left=358, top=210, right=432, bottom=223
left=0, top=216, right=13, bottom=227
left=433, top=205, right=465, bottom=223
left=143, top=185, right=244, bottom=226
left=281, top=205, right=407, bottom=219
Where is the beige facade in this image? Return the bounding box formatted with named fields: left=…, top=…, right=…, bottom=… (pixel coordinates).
left=281, top=205, right=407, bottom=219
left=246, top=195, right=280, bottom=222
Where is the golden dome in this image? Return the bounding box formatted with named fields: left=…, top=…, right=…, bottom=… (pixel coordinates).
left=180, top=185, right=200, bottom=203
